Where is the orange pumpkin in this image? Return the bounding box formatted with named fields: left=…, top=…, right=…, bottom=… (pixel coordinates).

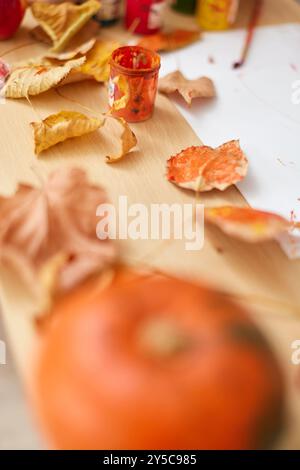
left=32, top=269, right=284, bottom=450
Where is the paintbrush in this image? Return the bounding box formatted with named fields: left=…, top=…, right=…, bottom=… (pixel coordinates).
left=233, top=0, right=263, bottom=69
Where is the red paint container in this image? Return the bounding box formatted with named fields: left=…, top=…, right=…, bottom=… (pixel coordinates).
left=125, top=0, right=166, bottom=35
left=109, top=46, right=161, bottom=123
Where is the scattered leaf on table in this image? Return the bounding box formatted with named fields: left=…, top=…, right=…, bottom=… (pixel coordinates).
left=78, top=39, right=120, bottom=82
left=159, top=71, right=216, bottom=105
left=30, top=19, right=100, bottom=48
left=45, top=38, right=97, bottom=61
left=106, top=117, right=137, bottom=163
left=167, top=140, right=248, bottom=192
left=31, top=111, right=104, bottom=154
left=31, top=0, right=101, bottom=52
left=19, top=39, right=120, bottom=86
left=138, top=29, right=201, bottom=52
left=2, top=57, right=85, bottom=98
left=0, top=168, right=117, bottom=313
left=205, top=206, right=292, bottom=242
left=109, top=74, right=130, bottom=112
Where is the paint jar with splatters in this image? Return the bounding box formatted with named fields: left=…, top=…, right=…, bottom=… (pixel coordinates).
left=172, top=0, right=196, bottom=15
left=196, top=0, right=240, bottom=31
left=109, top=46, right=161, bottom=123
left=125, top=0, right=167, bottom=35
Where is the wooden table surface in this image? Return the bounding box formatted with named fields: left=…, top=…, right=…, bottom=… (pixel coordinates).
left=1, top=0, right=300, bottom=449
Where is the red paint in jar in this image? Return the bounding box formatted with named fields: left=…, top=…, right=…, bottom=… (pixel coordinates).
left=125, top=0, right=167, bottom=35
left=109, top=46, right=161, bottom=123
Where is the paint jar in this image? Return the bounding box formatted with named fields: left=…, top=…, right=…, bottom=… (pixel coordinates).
left=172, top=0, right=196, bottom=15
left=109, top=46, right=161, bottom=123
left=125, top=0, right=167, bottom=35
left=196, top=0, right=240, bottom=31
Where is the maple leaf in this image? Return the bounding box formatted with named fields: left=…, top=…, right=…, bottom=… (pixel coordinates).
left=159, top=71, right=216, bottom=105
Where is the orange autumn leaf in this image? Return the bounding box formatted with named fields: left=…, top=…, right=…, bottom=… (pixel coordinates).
left=167, top=140, right=248, bottom=192
left=137, top=29, right=201, bottom=52
left=0, top=168, right=117, bottom=311
left=205, top=206, right=293, bottom=242
left=159, top=71, right=216, bottom=105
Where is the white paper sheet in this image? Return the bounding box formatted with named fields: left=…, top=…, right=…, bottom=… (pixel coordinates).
left=159, top=23, right=300, bottom=258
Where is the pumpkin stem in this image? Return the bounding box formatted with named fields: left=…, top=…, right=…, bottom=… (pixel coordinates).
left=138, top=318, right=190, bottom=358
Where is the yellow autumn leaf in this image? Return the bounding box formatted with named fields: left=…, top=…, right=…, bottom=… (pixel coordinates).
left=31, top=110, right=104, bottom=154
left=15, top=39, right=119, bottom=86
left=106, top=117, right=137, bottom=163
left=2, top=57, right=85, bottom=99
left=31, top=0, right=101, bottom=52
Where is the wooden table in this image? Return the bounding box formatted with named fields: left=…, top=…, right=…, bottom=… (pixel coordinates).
left=1, top=0, right=300, bottom=449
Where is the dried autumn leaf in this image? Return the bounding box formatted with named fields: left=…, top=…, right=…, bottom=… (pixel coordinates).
left=78, top=39, right=120, bottom=83
left=167, top=140, right=248, bottom=192
left=31, top=0, right=101, bottom=52
left=138, top=29, right=201, bottom=52
left=205, top=206, right=293, bottom=242
left=106, top=117, right=137, bottom=163
left=0, top=168, right=117, bottom=311
left=109, top=74, right=130, bottom=111
left=19, top=39, right=119, bottom=86
left=159, top=71, right=216, bottom=105
left=31, top=110, right=104, bottom=155
left=2, top=57, right=85, bottom=99
left=30, top=19, right=100, bottom=48
left=45, top=38, right=97, bottom=61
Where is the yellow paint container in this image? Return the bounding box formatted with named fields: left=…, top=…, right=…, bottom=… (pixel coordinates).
left=196, top=0, right=240, bottom=31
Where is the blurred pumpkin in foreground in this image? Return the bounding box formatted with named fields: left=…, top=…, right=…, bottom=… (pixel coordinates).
left=32, top=269, right=284, bottom=450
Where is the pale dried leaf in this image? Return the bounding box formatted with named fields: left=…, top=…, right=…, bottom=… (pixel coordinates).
left=159, top=71, right=216, bottom=105
left=31, top=0, right=101, bottom=52
left=106, top=117, right=137, bottom=163
left=45, top=38, right=97, bottom=61
left=0, top=168, right=117, bottom=310
left=110, top=74, right=130, bottom=111
left=2, top=57, right=85, bottom=99
left=205, top=206, right=292, bottom=242
left=31, top=110, right=104, bottom=154
left=167, top=140, right=248, bottom=192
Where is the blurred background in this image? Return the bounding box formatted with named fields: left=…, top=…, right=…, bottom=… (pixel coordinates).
left=0, top=317, right=40, bottom=449
left=0, top=0, right=300, bottom=450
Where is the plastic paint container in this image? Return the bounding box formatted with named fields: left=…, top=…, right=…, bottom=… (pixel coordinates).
left=109, top=46, right=161, bottom=122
